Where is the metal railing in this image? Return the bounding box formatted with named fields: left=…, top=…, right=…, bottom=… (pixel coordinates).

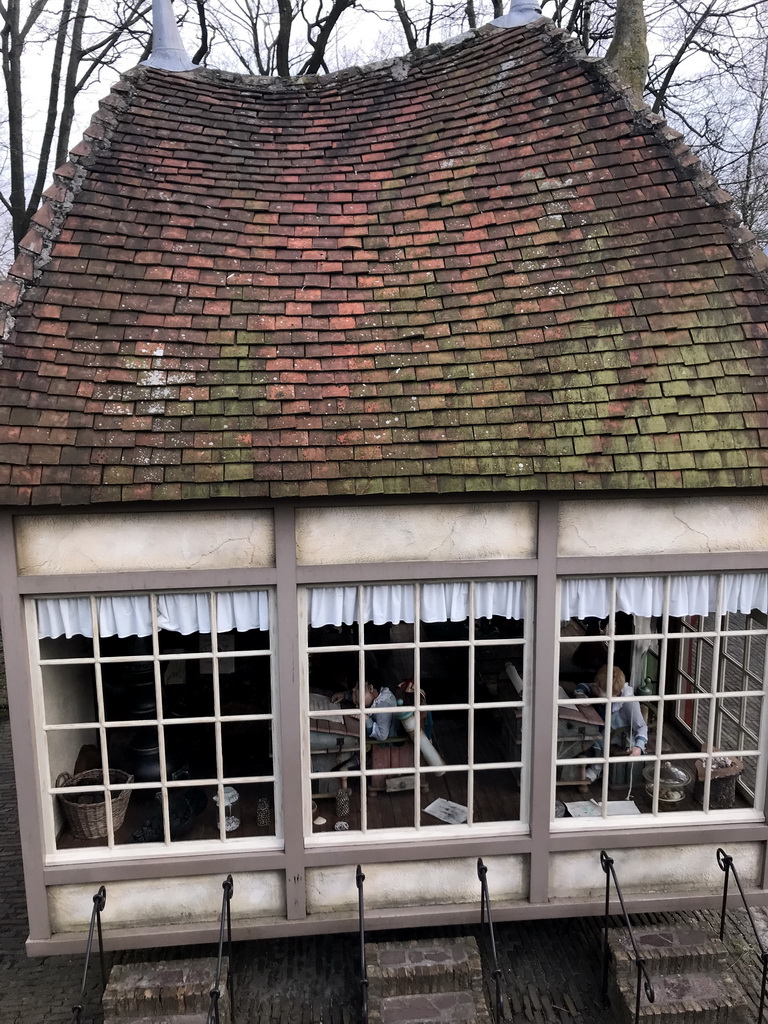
left=356, top=864, right=369, bottom=1024
left=717, top=847, right=768, bottom=1024
left=477, top=858, right=505, bottom=1023
left=600, top=851, right=654, bottom=1024
left=206, top=874, right=235, bottom=1024
left=70, top=885, right=107, bottom=1024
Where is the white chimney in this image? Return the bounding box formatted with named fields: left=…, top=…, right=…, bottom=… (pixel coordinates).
left=492, top=0, right=542, bottom=27
left=142, top=0, right=197, bottom=72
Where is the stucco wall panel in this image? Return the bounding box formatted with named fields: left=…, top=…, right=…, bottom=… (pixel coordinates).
left=15, top=511, right=275, bottom=575
left=558, top=497, right=768, bottom=558
left=549, top=843, right=760, bottom=901
left=48, top=870, right=284, bottom=933
left=306, top=855, right=527, bottom=914
left=296, top=503, right=537, bottom=565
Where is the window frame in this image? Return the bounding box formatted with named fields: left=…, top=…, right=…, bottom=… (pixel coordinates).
left=552, top=572, right=768, bottom=831
left=28, top=588, right=282, bottom=865
left=301, top=577, right=534, bottom=846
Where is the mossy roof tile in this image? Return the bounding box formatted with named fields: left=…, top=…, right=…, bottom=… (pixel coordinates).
left=0, top=22, right=767, bottom=502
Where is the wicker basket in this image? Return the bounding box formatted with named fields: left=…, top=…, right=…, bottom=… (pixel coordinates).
left=55, top=768, right=133, bottom=840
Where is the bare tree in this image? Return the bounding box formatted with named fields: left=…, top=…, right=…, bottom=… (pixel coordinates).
left=205, top=0, right=359, bottom=77
left=0, top=0, right=150, bottom=256
left=1, top=0, right=767, bottom=274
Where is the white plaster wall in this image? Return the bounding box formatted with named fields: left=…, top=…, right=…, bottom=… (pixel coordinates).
left=48, top=870, right=284, bottom=933
left=549, top=843, right=760, bottom=901
left=559, top=496, right=768, bottom=558
left=296, top=503, right=537, bottom=565
left=15, top=511, right=275, bottom=575
left=306, top=854, right=527, bottom=914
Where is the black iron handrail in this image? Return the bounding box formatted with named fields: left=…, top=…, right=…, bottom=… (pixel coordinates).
left=717, top=847, right=768, bottom=1024
left=70, top=885, right=107, bottom=1024
left=206, top=874, right=235, bottom=1024
left=600, top=851, right=654, bottom=1024
left=356, top=865, right=369, bottom=1024
left=477, top=857, right=504, bottom=1023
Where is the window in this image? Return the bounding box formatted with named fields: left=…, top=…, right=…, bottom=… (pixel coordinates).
left=304, top=580, right=530, bottom=838
left=34, top=590, right=276, bottom=852
left=555, top=573, right=768, bottom=822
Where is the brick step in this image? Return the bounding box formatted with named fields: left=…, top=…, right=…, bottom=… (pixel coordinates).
left=369, top=988, right=492, bottom=1024
left=610, top=968, right=747, bottom=1024
left=102, top=958, right=229, bottom=1023
left=107, top=1017, right=209, bottom=1024
left=609, top=926, right=729, bottom=980
left=366, top=936, right=483, bottom=997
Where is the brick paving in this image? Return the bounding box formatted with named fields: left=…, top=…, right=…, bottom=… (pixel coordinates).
left=1, top=708, right=767, bottom=1022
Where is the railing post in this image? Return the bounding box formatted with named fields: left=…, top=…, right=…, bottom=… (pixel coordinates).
left=207, top=874, right=234, bottom=1024
left=599, top=851, right=653, bottom=1024
left=356, top=865, right=369, bottom=1024
left=717, top=849, right=767, bottom=1024
left=600, top=850, right=612, bottom=1005
left=716, top=847, right=732, bottom=942
left=71, top=885, right=107, bottom=1024
left=477, top=857, right=504, bottom=1023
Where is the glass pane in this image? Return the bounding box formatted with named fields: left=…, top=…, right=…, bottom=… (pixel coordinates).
left=47, top=727, right=101, bottom=788
left=100, top=637, right=156, bottom=722
left=363, top=618, right=414, bottom=647
left=421, top=771, right=468, bottom=826
left=39, top=632, right=94, bottom=660
left=54, top=772, right=118, bottom=850
left=420, top=617, right=468, bottom=649
left=644, top=757, right=699, bottom=812
left=216, top=781, right=275, bottom=839
left=473, top=768, right=520, bottom=823
left=221, top=720, right=273, bottom=778
left=124, top=784, right=210, bottom=845
left=421, top=647, right=468, bottom=704
left=219, top=654, right=272, bottom=716
left=559, top=619, right=607, bottom=688
left=163, top=722, right=216, bottom=781
left=367, top=771, right=415, bottom=830
left=157, top=657, right=213, bottom=717
left=426, top=710, right=467, bottom=766
left=308, top=621, right=359, bottom=648
left=217, top=625, right=270, bottom=652
left=43, top=664, right=98, bottom=726
left=475, top=645, right=524, bottom=703
left=473, top=708, right=518, bottom=764
left=308, top=650, right=361, bottom=700
left=713, top=695, right=761, bottom=751
left=668, top=695, right=711, bottom=751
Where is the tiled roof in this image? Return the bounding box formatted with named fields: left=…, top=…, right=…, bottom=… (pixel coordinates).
left=1, top=21, right=767, bottom=505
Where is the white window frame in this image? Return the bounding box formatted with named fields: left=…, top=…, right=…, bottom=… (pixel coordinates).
left=301, top=578, right=533, bottom=847
left=28, top=589, right=281, bottom=865
left=553, top=573, right=768, bottom=831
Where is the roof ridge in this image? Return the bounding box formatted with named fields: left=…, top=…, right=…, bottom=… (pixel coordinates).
left=0, top=75, right=139, bottom=348
left=537, top=19, right=768, bottom=292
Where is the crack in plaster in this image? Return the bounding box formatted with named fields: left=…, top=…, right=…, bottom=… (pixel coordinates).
left=670, top=509, right=713, bottom=552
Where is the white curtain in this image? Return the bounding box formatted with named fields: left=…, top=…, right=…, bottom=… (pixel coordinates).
left=308, top=581, right=526, bottom=628
left=37, top=591, right=270, bottom=639
left=560, top=573, right=768, bottom=620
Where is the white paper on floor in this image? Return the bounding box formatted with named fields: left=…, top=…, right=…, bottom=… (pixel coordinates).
left=424, top=797, right=468, bottom=824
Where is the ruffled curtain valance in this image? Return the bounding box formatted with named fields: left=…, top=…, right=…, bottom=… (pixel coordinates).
left=37, top=591, right=270, bottom=639
left=309, top=581, right=526, bottom=629
left=560, top=573, right=768, bottom=621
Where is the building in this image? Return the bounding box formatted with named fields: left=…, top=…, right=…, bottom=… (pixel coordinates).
left=1, top=0, right=768, bottom=955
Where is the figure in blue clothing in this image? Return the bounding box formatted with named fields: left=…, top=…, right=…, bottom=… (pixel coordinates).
left=575, top=664, right=647, bottom=783
left=331, top=678, right=398, bottom=741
